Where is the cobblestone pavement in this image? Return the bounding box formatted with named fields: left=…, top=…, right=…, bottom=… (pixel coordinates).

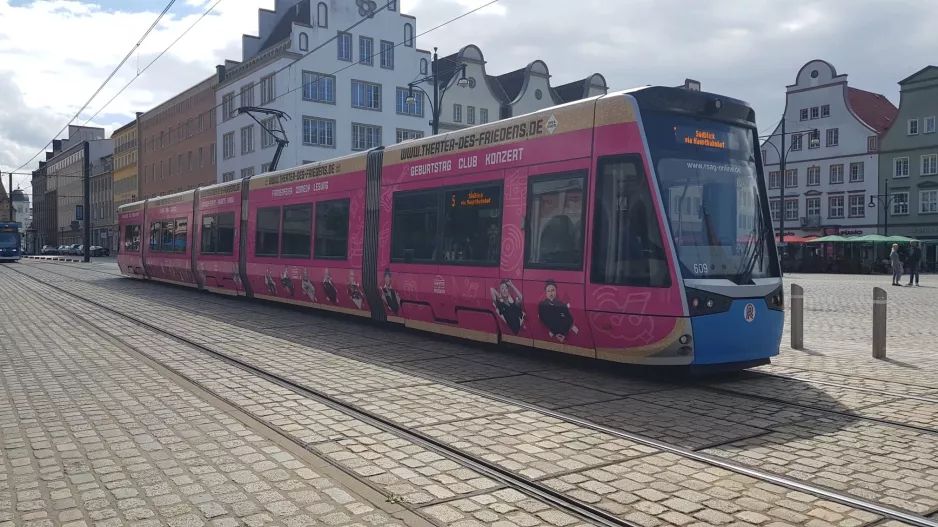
left=5, top=262, right=938, bottom=526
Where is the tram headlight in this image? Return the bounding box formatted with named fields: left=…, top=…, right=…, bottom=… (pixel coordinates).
left=764, top=285, right=784, bottom=312
left=685, top=287, right=732, bottom=317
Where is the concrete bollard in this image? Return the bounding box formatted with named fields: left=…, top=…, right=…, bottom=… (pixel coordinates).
left=872, top=287, right=887, bottom=359
left=790, top=284, right=804, bottom=350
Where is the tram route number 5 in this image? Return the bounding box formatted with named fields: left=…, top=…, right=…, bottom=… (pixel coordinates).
left=693, top=263, right=709, bottom=274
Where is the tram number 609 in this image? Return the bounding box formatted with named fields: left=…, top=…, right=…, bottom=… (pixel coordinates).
left=693, top=263, right=710, bottom=274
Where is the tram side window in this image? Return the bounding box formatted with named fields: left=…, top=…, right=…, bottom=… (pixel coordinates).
left=149, top=221, right=162, bottom=252
left=124, top=224, right=140, bottom=252
left=255, top=206, right=281, bottom=257
left=201, top=215, right=217, bottom=254
left=174, top=217, right=188, bottom=253
left=590, top=156, right=671, bottom=288
left=391, top=191, right=439, bottom=263
left=281, top=204, right=313, bottom=258
left=524, top=171, right=586, bottom=269
left=161, top=220, right=175, bottom=252
left=314, top=199, right=350, bottom=260
left=442, top=185, right=502, bottom=265
left=216, top=212, right=235, bottom=255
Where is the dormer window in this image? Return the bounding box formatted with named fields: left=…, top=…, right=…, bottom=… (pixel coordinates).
left=387, top=0, right=397, bottom=11
left=419, top=58, right=428, bottom=75
left=298, top=32, right=308, bottom=51
left=404, top=23, right=413, bottom=47
left=317, top=3, right=328, bottom=28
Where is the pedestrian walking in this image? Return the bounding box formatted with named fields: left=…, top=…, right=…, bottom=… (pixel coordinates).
left=907, top=240, right=922, bottom=286
left=890, top=243, right=903, bottom=286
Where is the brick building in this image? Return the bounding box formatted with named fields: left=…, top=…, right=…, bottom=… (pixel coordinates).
left=139, top=75, right=218, bottom=198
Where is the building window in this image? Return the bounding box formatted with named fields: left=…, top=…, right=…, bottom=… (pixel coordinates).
left=317, top=2, right=327, bottom=27
left=921, top=190, right=938, bottom=214
left=386, top=0, right=397, bottom=11
left=828, top=196, right=844, bottom=218
left=453, top=104, right=462, bottom=123
left=396, top=88, right=423, bottom=116
left=199, top=147, right=204, bottom=167
left=808, top=129, right=820, bottom=148
left=769, top=200, right=780, bottom=222
left=241, top=167, right=255, bottom=180
left=302, top=71, right=335, bottom=103
left=315, top=199, right=350, bottom=259
left=807, top=166, right=820, bottom=186
left=210, top=143, right=216, bottom=165
left=849, top=162, right=864, bottom=182
left=926, top=116, right=936, bottom=134
left=480, top=108, right=489, bottom=124
left=187, top=151, right=192, bottom=171
left=419, top=58, right=428, bottom=75
left=806, top=197, right=820, bottom=218
left=790, top=133, right=803, bottom=151
left=260, top=117, right=276, bottom=149
left=177, top=123, right=183, bottom=141
left=768, top=171, right=781, bottom=189
left=222, top=92, right=235, bottom=120
left=337, top=32, right=351, bottom=61
left=825, top=128, right=839, bottom=147
left=222, top=171, right=235, bottom=182
left=908, top=119, right=919, bottom=135
left=351, top=80, right=381, bottom=110
left=380, top=40, right=394, bottom=69
left=467, top=106, right=475, bottom=125
left=223, top=132, right=235, bottom=159
left=396, top=129, right=424, bottom=143
left=240, top=125, right=254, bottom=154
left=923, top=154, right=938, bottom=176
left=810, top=106, right=819, bottom=119
left=784, top=169, right=797, bottom=188
left=784, top=199, right=799, bottom=221
left=830, top=164, right=844, bottom=184
left=240, top=84, right=254, bottom=107
left=799, top=109, right=808, bottom=121
left=169, top=156, right=173, bottom=176
left=404, top=24, right=413, bottom=47
left=302, top=117, right=335, bottom=147
left=298, top=32, right=308, bottom=51
left=186, top=120, right=192, bottom=138
left=821, top=104, right=830, bottom=118
left=260, top=75, right=275, bottom=104
left=892, top=192, right=909, bottom=215
left=359, top=36, right=373, bottom=65
left=761, top=149, right=767, bottom=161
left=868, top=136, right=878, bottom=152
left=848, top=195, right=865, bottom=218
left=352, top=123, right=381, bottom=150
left=894, top=157, right=909, bottom=178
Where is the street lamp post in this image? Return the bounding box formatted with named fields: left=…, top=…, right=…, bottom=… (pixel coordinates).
left=761, top=124, right=820, bottom=246
left=868, top=179, right=900, bottom=236
left=405, top=47, right=469, bottom=135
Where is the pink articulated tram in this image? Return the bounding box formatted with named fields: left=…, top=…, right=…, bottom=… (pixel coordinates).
left=119, top=86, right=784, bottom=371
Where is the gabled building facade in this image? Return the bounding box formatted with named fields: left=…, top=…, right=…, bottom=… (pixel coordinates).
left=761, top=60, right=897, bottom=238
left=428, top=44, right=608, bottom=132
left=215, top=0, right=430, bottom=182
left=876, top=65, right=938, bottom=260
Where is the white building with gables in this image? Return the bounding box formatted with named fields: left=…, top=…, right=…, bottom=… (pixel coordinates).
left=215, top=0, right=431, bottom=182
left=761, top=59, right=898, bottom=238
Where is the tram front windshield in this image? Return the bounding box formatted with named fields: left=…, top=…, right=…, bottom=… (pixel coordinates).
left=0, top=232, right=18, bottom=248
left=644, top=113, right=776, bottom=283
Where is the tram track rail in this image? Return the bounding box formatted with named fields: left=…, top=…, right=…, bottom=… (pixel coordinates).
left=8, top=262, right=938, bottom=527
left=26, top=261, right=938, bottom=436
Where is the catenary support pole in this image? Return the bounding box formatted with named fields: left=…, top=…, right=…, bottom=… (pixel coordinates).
left=872, top=287, right=887, bottom=359
left=790, top=283, right=804, bottom=350
left=83, top=141, right=91, bottom=263
left=8, top=172, right=13, bottom=222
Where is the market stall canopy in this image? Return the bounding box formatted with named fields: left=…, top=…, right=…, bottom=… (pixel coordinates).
left=806, top=235, right=851, bottom=243
left=777, top=235, right=818, bottom=243
left=848, top=234, right=892, bottom=243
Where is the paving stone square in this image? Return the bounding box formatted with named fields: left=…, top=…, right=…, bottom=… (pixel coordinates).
left=462, top=374, right=624, bottom=410
left=416, top=411, right=659, bottom=480
left=630, top=388, right=827, bottom=429
left=418, top=488, right=592, bottom=527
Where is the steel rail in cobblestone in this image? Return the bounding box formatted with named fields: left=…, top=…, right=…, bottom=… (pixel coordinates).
left=5, top=266, right=635, bottom=527
left=12, top=262, right=938, bottom=527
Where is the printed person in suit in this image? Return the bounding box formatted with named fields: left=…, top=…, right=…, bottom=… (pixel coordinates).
left=537, top=280, right=578, bottom=342
left=382, top=268, right=401, bottom=315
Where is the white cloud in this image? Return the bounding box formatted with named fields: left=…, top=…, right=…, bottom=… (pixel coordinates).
left=2, top=0, right=938, bottom=193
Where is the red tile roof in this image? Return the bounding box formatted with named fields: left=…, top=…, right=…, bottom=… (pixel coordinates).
left=847, top=87, right=898, bottom=134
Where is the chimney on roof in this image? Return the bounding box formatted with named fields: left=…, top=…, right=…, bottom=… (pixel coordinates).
left=216, top=64, right=226, bottom=84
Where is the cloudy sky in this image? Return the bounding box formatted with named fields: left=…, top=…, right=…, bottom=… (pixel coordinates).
left=2, top=0, right=936, bottom=194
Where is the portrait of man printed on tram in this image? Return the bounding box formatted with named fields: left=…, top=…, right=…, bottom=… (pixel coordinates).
left=537, top=280, right=578, bottom=342
left=281, top=267, right=296, bottom=297
left=382, top=268, right=401, bottom=315
left=491, top=279, right=524, bottom=334
left=348, top=269, right=364, bottom=309
left=322, top=268, right=338, bottom=304
left=265, top=267, right=277, bottom=294
left=301, top=268, right=317, bottom=303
